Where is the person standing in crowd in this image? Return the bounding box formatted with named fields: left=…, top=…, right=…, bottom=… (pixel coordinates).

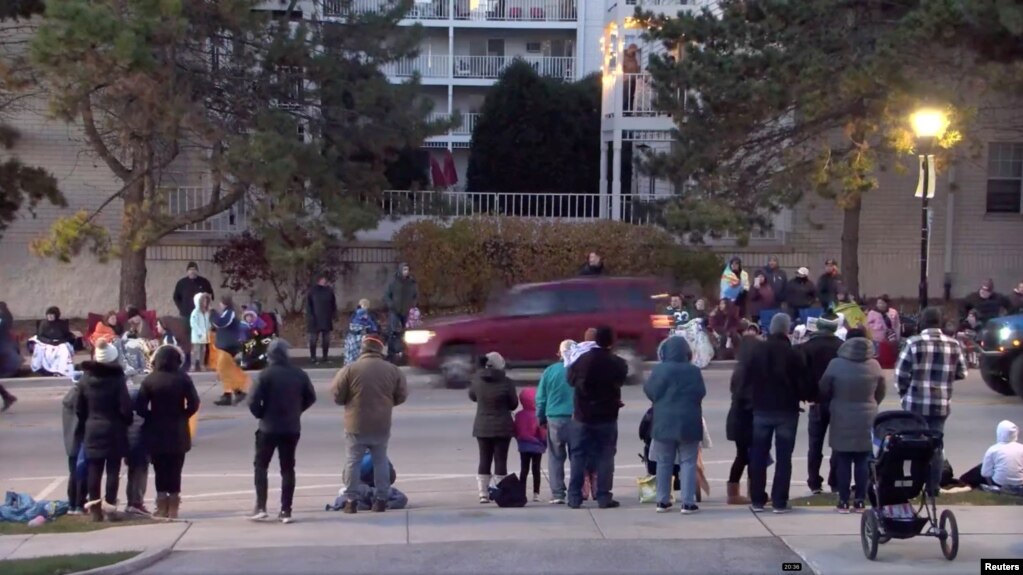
left=866, top=295, right=901, bottom=360
left=384, top=263, right=418, bottom=358
left=514, top=388, right=546, bottom=503
left=344, top=299, right=380, bottom=366
left=708, top=299, right=742, bottom=359
left=0, top=302, right=21, bottom=401
left=726, top=330, right=762, bottom=505
left=306, top=274, right=338, bottom=365
left=61, top=378, right=85, bottom=514
left=248, top=340, right=316, bottom=524
left=1009, top=281, right=1023, bottom=315
left=77, top=341, right=132, bottom=522
left=579, top=251, right=605, bottom=276
left=818, top=337, right=886, bottom=513
left=189, top=293, right=212, bottom=372
left=172, top=262, right=213, bottom=371
left=470, top=352, right=518, bottom=503
left=567, top=326, right=628, bottom=509
left=799, top=315, right=844, bottom=495
left=817, top=259, right=843, bottom=310
left=331, top=335, right=408, bottom=514
left=536, top=339, right=575, bottom=504
left=785, top=267, right=817, bottom=322
left=720, top=257, right=750, bottom=317
left=211, top=296, right=249, bottom=407
left=763, top=257, right=788, bottom=306
left=124, top=380, right=149, bottom=515
left=644, top=336, right=706, bottom=515
left=962, top=279, right=1011, bottom=326
left=135, top=346, right=200, bottom=519
left=743, top=314, right=811, bottom=513
left=895, top=307, right=967, bottom=495
left=747, top=270, right=776, bottom=323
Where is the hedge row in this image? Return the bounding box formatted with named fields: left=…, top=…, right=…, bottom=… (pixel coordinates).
left=393, top=217, right=724, bottom=311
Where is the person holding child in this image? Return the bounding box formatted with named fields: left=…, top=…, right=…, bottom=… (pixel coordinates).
left=514, top=388, right=546, bottom=503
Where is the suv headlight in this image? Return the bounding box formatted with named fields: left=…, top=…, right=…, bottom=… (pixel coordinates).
left=999, top=327, right=1013, bottom=341
left=404, top=330, right=435, bottom=345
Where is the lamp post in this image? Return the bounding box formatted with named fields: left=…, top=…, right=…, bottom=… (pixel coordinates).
left=910, top=108, right=948, bottom=312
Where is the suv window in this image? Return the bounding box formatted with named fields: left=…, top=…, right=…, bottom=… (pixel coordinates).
left=499, top=288, right=559, bottom=317
left=556, top=288, right=602, bottom=314
left=618, top=284, right=660, bottom=311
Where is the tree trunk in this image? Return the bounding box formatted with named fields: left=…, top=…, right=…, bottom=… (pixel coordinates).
left=840, top=201, right=861, bottom=297
left=120, top=244, right=148, bottom=310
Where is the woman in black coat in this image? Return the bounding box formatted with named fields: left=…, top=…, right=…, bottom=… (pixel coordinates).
left=725, top=334, right=761, bottom=505
left=76, top=341, right=132, bottom=521
left=136, top=346, right=200, bottom=519
left=469, top=352, right=518, bottom=503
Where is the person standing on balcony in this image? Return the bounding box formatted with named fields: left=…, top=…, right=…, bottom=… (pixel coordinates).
left=622, top=44, right=641, bottom=116
left=172, top=262, right=214, bottom=372
left=384, top=263, right=418, bottom=360
left=306, top=274, right=339, bottom=365
left=579, top=252, right=605, bottom=276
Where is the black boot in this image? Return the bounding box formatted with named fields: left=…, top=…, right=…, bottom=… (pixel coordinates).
left=213, top=393, right=233, bottom=406
left=232, top=391, right=247, bottom=405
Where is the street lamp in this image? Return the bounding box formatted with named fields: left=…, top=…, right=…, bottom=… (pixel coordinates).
left=910, top=108, right=948, bottom=311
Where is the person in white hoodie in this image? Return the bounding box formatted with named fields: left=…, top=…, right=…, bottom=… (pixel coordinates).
left=189, top=293, right=212, bottom=372
left=962, top=420, right=1023, bottom=493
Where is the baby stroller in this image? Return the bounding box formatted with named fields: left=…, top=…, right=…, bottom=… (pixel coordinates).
left=860, top=411, right=959, bottom=561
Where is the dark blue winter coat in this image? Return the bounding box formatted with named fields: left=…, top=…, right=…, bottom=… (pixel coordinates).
left=642, top=336, right=706, bottom=443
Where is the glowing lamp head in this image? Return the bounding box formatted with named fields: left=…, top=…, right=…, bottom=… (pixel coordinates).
left=910, top=108, right=948, bottom=139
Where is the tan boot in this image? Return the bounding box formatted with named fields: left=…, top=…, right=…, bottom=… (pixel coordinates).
left=726, top=482, right=750, bottom=505
left=167, top=494, right=181, bottom=519
left=154, top=492, right=169, bottom=518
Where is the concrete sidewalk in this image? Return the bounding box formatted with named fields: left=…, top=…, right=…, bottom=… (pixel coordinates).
left=2, top=505, right=1017, bottom=574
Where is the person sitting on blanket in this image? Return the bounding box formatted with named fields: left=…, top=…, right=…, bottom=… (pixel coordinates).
left=960, top=420, right=1023, bottom=494
left=89, top=312, right=122, bottom=349
left=30, top=306, right=76, bottom=377
left=121, top=309, right=158, bottom=375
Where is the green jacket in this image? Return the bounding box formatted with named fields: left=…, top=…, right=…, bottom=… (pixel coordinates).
left=536, top=361, right=573, bottom=419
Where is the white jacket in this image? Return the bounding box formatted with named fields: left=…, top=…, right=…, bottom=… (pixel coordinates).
left=982, top=420, right=1023, bottom=487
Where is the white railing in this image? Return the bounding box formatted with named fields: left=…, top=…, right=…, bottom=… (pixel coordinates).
left=382, top=54, right=451, bottom=78
left=382, top=189, right=613, bottom=220
left=168, top=187, right=249, bottom=233
left=426, top=111, right=479, bottom=136
left=322, top=0, right=450, bottom=19
left=625, top=0, right=691, bottom=5
left=453, top=55, right=574, bottom=80
left=454, top=0, right=578, bottom=22
left=604, top=73, right=682, bottom=118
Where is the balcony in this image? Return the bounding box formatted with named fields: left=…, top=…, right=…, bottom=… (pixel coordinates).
left=168, top=187, right=250, bottom=234
left=427, top=111, right=481, bottom=137
left=384, top=55, right=574, bottom=81
left=603, top=73, right=675, bottom=118
left=322, top=0, right=578, bottom=23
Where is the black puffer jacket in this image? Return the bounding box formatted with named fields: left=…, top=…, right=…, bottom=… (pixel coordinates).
left=249, top=340, right=316, bottom=435
left=76, top=361, right=132, bottom=459
left=743, top=334, right=813, bottom=414
left=567, top=347, right=628, bottom=424
left=305, top=285, right=338, bottom=333
left=136, top=346, right=200, bottom=455
left=785, top=277, right=817, bottom=310
left=469, top=367, right=518, bottom=438
left=797, top=333, right=844, bottom=404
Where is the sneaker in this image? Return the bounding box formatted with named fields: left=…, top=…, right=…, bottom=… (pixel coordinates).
left=126, top=504, right=151, bottom=516
left=213, top=393, right=233, bottom=406
left=1, top=396, right=16, bottom=412
left=310, top=359, right=319, bottom=366
left=232, top=391, right=247, bottom=405
left=532, top=493, right=540, bottom=503
left=249, top=509, right=269, bottom=521
left=680, top=504, right=699, bottom=515
left=772, top=506, right=791, bottom=514
left=372, top=500, right=387, bottom=513
left=810, top=487, right=823, bottom=495
left=750, top=504, right=766, bottom=513
left=278, top=510, right=293, bottom=524
left=836, top=502, right=850, bottom=514
left=598, top=500, right=621, bottom=509
left=852, top=501, right=865, bottom=513
left=342, top=500, right=358, bottom=514
left=68, top=507, right=83, bottom=516
left=549, top=498, right=566, bottom=505
left=656, top=503, right=672, bottom=513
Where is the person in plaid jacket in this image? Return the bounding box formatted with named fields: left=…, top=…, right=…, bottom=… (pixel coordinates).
left=894, top=307, right=967, bottom=494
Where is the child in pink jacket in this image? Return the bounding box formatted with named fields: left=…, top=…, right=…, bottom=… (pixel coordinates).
left=514, top=388, right=547, bottom=502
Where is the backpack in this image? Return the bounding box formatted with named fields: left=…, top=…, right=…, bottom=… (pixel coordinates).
left=489, top=474, right=527, bottom=508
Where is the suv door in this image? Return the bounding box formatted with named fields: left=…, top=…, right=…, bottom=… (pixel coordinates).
left=552, top=285, right=605, bottom=345
left=487, top=287, right=560, bottom=363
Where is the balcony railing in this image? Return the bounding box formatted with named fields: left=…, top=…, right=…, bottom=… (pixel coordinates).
left=385, top=55, right=574, bottom=80
left=428, top=111, right=481, bottom=136
left=168, top=187, right=249, bottom=234
left=604, top=73, right=679, bottom=118
left=322, top=0, right=578, bottom=22
left=381, top=54, right=452, bottom=78
left=625, top=0, right=691, bottom=5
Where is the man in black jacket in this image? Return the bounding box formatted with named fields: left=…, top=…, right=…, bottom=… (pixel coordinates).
left=172, top=262, right=214, bottom=370
left=565, top=326, right=628, bottom=509
left=248, top=340, right=316, bottom=523
left=742, top=313, right=812, bottom=513
left=579, top=251, right=605, bottom=276
left=797, top=315, right=843, bottom=494
left=817, top=259, right=843, bottom=310
left=306, top=274, right=338, bottom=364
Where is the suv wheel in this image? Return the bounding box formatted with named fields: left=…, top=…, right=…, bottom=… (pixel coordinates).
left=439, top=345, right=475, bottom=390
left=616, top=343, right=645, bottom=386
left=980, top=357, right=1013, bottom=396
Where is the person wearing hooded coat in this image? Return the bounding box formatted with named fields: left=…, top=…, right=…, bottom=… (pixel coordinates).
left=643, top=336, right=706, bottom=514
left=818, top=337, right=886, bottom=512
left=306, top=275, right=338, bottom=364
left=470, top=352, right=518, bottom=503
left=384, top=263, right=418, bottom=358
left=135, top=345, right=200, bottom=519
left=77, top=340, right=133, bottom=522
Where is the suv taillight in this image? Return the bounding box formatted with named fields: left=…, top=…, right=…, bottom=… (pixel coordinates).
left=650, top=315, right=671, bottom=329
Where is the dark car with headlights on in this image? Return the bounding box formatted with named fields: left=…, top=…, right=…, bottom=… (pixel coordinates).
left=979, top=313, right=1023, bottom=398
left=402, top=277, right=672, bottom=388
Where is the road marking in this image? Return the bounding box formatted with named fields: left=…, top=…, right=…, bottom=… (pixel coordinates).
left=33, top=476, right=66, bottom=500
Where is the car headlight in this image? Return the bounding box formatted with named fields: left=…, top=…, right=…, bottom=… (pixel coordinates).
left=999, top=327, right=1013, bottom=341
left=404, top=330, right=435, bottom=345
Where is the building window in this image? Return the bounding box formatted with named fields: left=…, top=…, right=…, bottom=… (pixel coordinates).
left=987, top=143, right=1023, bottom=214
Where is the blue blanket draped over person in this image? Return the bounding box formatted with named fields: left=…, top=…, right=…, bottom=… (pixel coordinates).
left=0, top=491, right=69, bottom=523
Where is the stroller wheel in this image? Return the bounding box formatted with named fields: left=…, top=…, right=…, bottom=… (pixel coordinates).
left=939, top=509, right=959, bottom=561
left=860, top=508, right=880, bottom=560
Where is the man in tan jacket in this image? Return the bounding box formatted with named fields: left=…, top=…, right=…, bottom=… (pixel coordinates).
left=330, top=335, right=408, bottom=514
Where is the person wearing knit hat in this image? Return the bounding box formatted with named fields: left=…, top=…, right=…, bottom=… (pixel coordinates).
left=469, top=350, right=518, bottom=503
left=797, top=313, right=844, bottom=495
left=94, top=340, right=120, bottom=364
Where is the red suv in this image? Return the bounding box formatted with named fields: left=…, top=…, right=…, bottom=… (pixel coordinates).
left=403, top=276, right=671, bottom=387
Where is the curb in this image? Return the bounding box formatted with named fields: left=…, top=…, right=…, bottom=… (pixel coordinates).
left=74, top=546, right=172, bottom=575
